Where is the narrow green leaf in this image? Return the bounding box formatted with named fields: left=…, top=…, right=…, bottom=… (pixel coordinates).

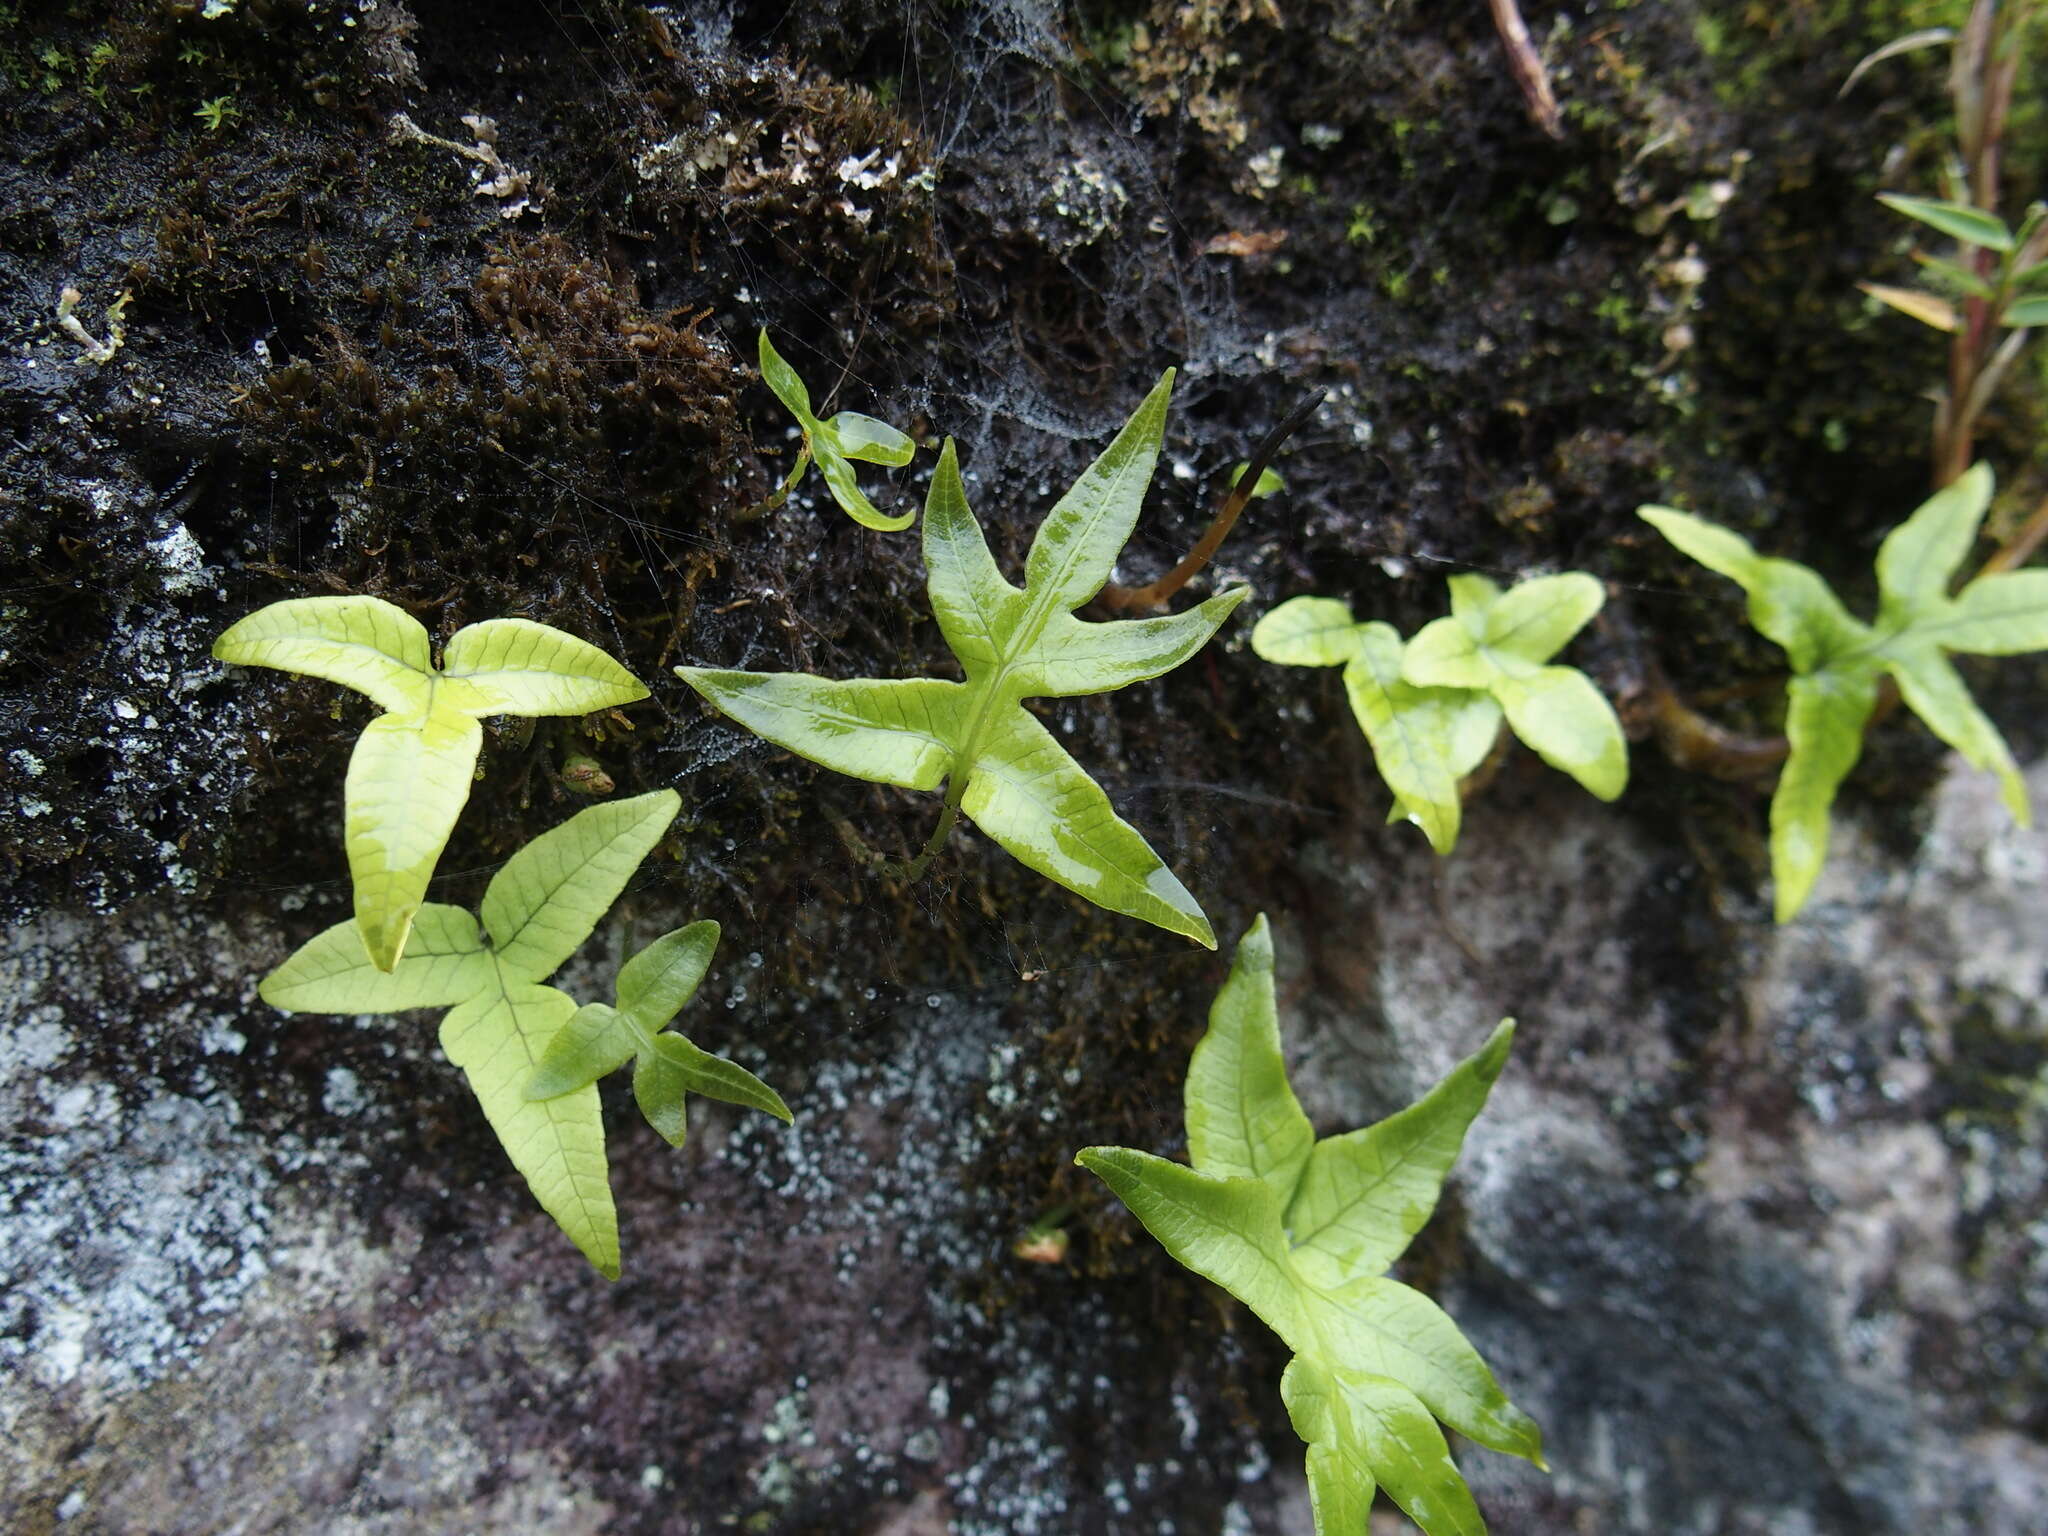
left=1885, top=644, right=2029, bottom=822
left=963, top=710, right=1214, bottom=948
left=757, top=329, right=816, bottom=425
left=527, top=923, right=792, bottom=1144
left=1874, top=462, right=1992, bottom=617
left=218, top=596, right=649, bottom=970
left=1396, top=573, right=1626, bottom=804
left=1075, top=1148, right=1311, bottom=1344
left=1405, top=570, right=1604, bottom=686
left=924, top=438, right=1026, bottom=674
left=1637, top=506, right=1766, bottom=589
left=829, top=410, right=916, bottom=465
left=1911, top=251, right=1997, bottom=299
left=2001, top=294, right=2048, bottom=326
left=1286, top=1021, right=1515, bottom=1282
left=755, top=331, right=918, bottom=528
left=651, top=1032, right=793, bottom=1123
left=1771, top=667, right=1881, bottom=921
left=681, top=372, right=1232, bottom=944
left=1403, top=613, right=1491, bottom=690
left=632, top=1046, right=691, bottom=1147
left=1859, top=282, right=1961, bottom=332
left=815, top=441, right=915, bottom=531
left=616, top=920, right=721, bottom=1029
left=439, top=619, right=648, bottom=717
left=1337, top=1370, right=1489, bottom=1536
left=1251, top=595, right=1364, bottom=669
left=1083, top=925, right=1531, bottom=1535
left=1021, top=587, right=1248, bottom=698
left=1342, top=626, right=1502, bottom=856
left=1251, top=596, right=1506, bottom=854
left=1479, top=572, right=1604, bottom=666
left=1877, top=192, right=2015, bottom=251
left=263, top=795, right=737, bottom=1277
left=1652, top=477, right=2048, bottom=920
left=1939, top=570, right=2048, bottom=653
left=213, top=594, right=433, bottom=714
left=440, top=982, right=620, bottom=1279
left=480, top=789, right=681, bottom=980
left=1024, top=370, right=1174, bottom=610
left=1493, top=667, right=1629, bottom=801
left=260, top=906, right=490, bottom=1013
left=678, top=671, right=968, bottom=791
left=344, top=709, right=484, bottom=972
left=1311, top=1276, right=1544, bottom=1462
left=1639, top=508, right=1871, bottom=670
left=526, top=1002, right=639, bottom=1101
left=1281, top=1359, right=1378, bottom=1536
left=1185, top=915, right=1314, bottom=1194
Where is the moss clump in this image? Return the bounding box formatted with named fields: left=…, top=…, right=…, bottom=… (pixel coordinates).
left=628, top=52, right=954, bottom=336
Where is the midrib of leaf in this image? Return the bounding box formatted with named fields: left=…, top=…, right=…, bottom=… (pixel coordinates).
left=945, top=434, right=1148, bottom=790
left=967, top=719, right=1143, bottom=881
left=945, top=571, right=1069, bottom=799
left=467, top=951, right=614, bottom=1256
left=1868, top=597, right=2042, bottom=653
left=1030, top=423, right=1152, bottom=619
left=1285, top=1122, right=1448, bottom=1258
left=384, top=676, right=464, bottom=842
left=310, top=639, right=427, bottom=679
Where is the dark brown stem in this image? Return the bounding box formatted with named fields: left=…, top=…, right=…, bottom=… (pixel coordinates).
left=1488, top=0, right=1564, bottom=139
left=1650, top=492, right=2048, bottom=776
left=1648, top=684, right=1788, bottom=782
left=1099, top=389, right=1326, bottom=613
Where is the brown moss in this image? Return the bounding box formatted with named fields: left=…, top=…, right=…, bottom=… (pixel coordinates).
left=630, top=54, right=954, bottom=337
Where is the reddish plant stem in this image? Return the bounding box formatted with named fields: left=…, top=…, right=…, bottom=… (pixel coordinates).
left=1099, top=389, right=1326, bottom=614
left=1651, top=0, right=2036, bottom=777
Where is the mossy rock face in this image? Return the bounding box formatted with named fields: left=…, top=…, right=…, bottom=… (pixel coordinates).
left=5, top=1, right=2048, bottom=1532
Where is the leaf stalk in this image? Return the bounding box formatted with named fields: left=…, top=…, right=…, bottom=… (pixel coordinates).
left=1100, top=389, right=1325, bottom=613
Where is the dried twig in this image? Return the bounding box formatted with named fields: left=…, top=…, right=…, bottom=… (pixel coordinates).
left=1488, top=0, right=1564, bottom=139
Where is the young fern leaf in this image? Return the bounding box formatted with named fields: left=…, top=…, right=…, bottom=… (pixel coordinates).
left=1253, top=575, right=1625, bottom=854
left=1078, top=916, right=1540, bottom=1536
left=1402, top=573, right=1627, bottom=802
left=260, top=791, right=707, bottom=1279
left=680, top=370, right=1248, bottom=947
left=1253, top=596, right=1503, bottom=854
left=757, top=329, right=917, bottom=530
left=1641, top=462, right=2048, bottom=921
left=215, top=596, right=647, bottom=971
left=525, top=919, right=792, bottom=1147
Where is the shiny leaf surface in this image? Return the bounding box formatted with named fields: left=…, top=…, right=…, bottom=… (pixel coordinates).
left=682, top=374, right=1245, bottom=946
left=216, top=595, right=647, bottom=970
left=260, top=793, right=719, bottom=1277
left=756, top=329, right=917, bottom=530
left=1079, top=919, right=1536, bottom=1536
left=526, top=919, right=791, bottom=1149
left=1403, top=573, right=1626, bottom=801
left=1642, top=463, right=2048, bottom=920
